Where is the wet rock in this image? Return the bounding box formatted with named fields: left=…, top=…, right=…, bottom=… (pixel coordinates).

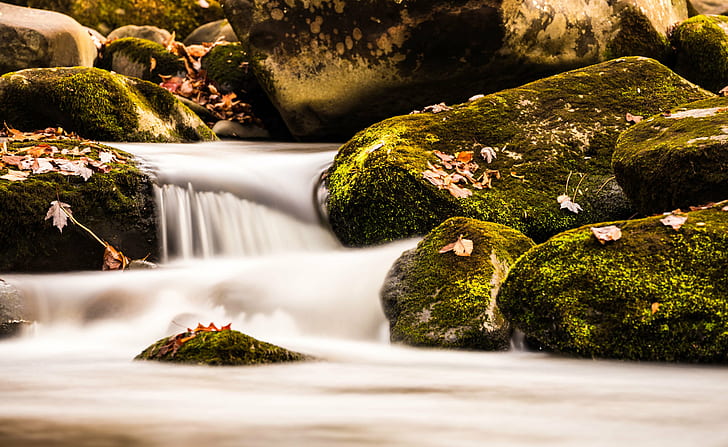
left=107, top=25, right=173, bottom=45
left=97, top=37, right=185, bottom=82
left=184, top=19, right=238, bottom=45
left=325, top=57, right=713, bottom=246
left=0, top=3, right=97, bottom=75
left=0, top=67, right=216, bottom=142
left=136, top=329, right=313, bottom=365
left=497, top=205, right=728, bottom=363
left=381, top=217, right=534, bottom=350
left=689, top=0, right=728, bottom=15
left=613, top=97, right=728, bottom=214
left=212, top=120, right=270, bottom=139
left=222, top=0, right=689, bottom=139
left=0, top=280, right=28, bottom=338
left=670, top=14, right=728, bottom=92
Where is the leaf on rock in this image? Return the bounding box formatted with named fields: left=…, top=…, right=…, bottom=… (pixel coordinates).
left=0, top=169, right=29, bottom=181
left=651, top=302, right=661, bottom=314
left=455, top=151, right=473, bottom=163
left=558, top=194, right=583, bottom=214
left=45, top=200, right=72, bottom=232
left=590, top=225, right=622, bottom=244
left=102, top=243, right=130, bottom=271
left=439, top=234, right=474, bottom=256
left=660, top=213, right=688, bottom=231
left=99, top=151, right=116, bottom=164
left=626, top=112, right=643, bottom=124
left=480, top=146, right=497, bottom=163
left=2, top=155, right=25, bottom=168
left=447, top=182, right=473, bottom=198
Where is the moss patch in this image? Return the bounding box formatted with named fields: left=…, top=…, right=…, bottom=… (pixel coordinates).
left=497, top=205, right=728, bottom=363
left=381, top=217, right=534, bottom=350
left=97, top=37, right=185, bottom=82
left=136, top=330, right=312, bottom=366
left=605, top=6, right=670, bottom=61
left=326, top=57, right=713, bottom=246
left=670, top=14, right=728, bottom=92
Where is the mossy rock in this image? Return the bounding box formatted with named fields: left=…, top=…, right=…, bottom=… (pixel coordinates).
left=326, top=57, right=713, bottom=246
left=184, top=19, right=238, bottom=45
left=97, top=37, right=185, bottom=83
left=498, top=205, right=728, bottom=362
left=381, top=217, right=534, bottom=350
left=670, top=14, right=728, bottom=92
left=0, top=140, right=157, bottom=272
left=613, top=97, right=728, bottom=214
left=21, top=0, right=223, bottom=37
left=107, top=25, right=172, bottom=45
left=136, top=330, right=312, bottom=366
left=0, top=67, right=216, bottom=142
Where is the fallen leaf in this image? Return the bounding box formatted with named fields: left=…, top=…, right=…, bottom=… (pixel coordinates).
left=2, top=155, right=25, bottom=168
left=591, top=225, right=622, bottom=244
left=446, top=182, right=473, bottom=198
left=102, top=243, right=130, bottom=271
left=468, top=94, right=485, bottom=102
left=660, top=213, right=687, bottom=230
left=558, top=194, right=583, bottom=214
left=480, top=146, right=497, bottom=163
left=455, top=151, right=473, bottom=163
left=0, top=169, right=29, bottom=181
left=439, top=234, right=474, bottom=256
left=149, top=57, right=157, bottom=71
left=626, top=112, right=643, bottom=124
left=720, top=86, right=728, bottom=97
left=45, top=200, right=72, bottom=232
left=510, top=171, right=525, bottom=180
left=651, top=302, right=661, bottom=314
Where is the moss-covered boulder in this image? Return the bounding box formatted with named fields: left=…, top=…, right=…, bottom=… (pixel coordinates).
left=223, top=0, right=687, bottom=139
left=381, top=217, right=534, bottom=350
left=670, top=15, right=728, bottom=92
left=136, top=330, right=312, bottom=366
left=0, top=139, right=156, bottom=272
left=0, top=67, right=216, bottom=142
left=497, top=205, right=728, bottom=362
left=97, top=37, right=185, bottom=82
left=326, top=57, right=713, bottom=246
left=613, top=97, right=728, bottom=214
left=107, top=25, right=173, bottom=45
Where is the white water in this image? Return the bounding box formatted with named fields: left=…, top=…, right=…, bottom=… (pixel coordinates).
left=1, top=141, right=728, bottom=446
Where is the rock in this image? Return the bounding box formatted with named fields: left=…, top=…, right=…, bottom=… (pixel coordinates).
left=670, top=14, right=728, bottom=93
left=97, top=37, right=185, bottom=82
left=107, top=25, right=172, bottom=45
left=135, top=329, right=312, bottom=365
left=325, top=57, right=713, bottom=246
left=613, top=97, right=728, bottom=214
left=497, top=205, right=728, bottom=363
left=0, top=280, right=28, bottom=338
left=22, top=0, right=224, bottom=37
left=184, top=19, right=238, bottom=45
left=689, top=0, right=728, bottom=15
left=381, top=217, right=534, bottom=350
left=0, top=67, right=216, bottom=142
left=212, top=120, right=270, bottom=139
left=0, top=140, right=157, bottom=272
left=222, top=0, right=689, bottom=139
left=0, top=3, right=97, bottom=75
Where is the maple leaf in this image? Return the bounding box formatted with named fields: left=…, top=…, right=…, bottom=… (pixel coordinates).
left=45, top=200, right=72, bottom=232
left=102, top=243, right=130, bottom=271
left=558, top=194, right=583, bottom=213
left=660, top=213, right=687, bottom=230
left=480, top=146, right=497, bottom=163
left=439, top=234, right=474, bottom=256
left=625, top=112, right=643, bottom=124
left=591, top=225, right=622, bottom=244
left=0, top=169, right=29, bottom=181
left=455, top=151, right=473, bottom=163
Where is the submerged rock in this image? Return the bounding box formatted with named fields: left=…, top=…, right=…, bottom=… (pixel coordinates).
left=97, top=37, right=185, bottom=82
left=497, top=205, right=728, bottom=363
left=0, top=67, right=216, bottom=142
left=670, top=14, right=728, bottom=93
left=0, top=3, right=97, bottom=75
left=223, top=0, right=687, bottom=139
left=136, top=330, right=312, bottom=366
left=326, top=57, right=712, bottom=246
left=381, top=217, right=534, bottom=350
left=107, top=25, right=173, bottom=45
left=613, top=96, right=728, bottom=214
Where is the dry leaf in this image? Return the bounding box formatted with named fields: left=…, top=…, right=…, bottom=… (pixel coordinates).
left=626, top=112, right=643, bottom=124
left=558, top=194, right=583, bottom=214
left=447, top=182, right=473, bottom=198
left=438, top=234, right=474, bottom=256
left=45, top=200, right=72, bottom=232
left=660, top=214, right=687, bottom=230
left=0, top=169, right=29, bottom=181
left=591, top=225, right=622, bottom=244
left=480, top=146, right=497, bottom=163
left=651, top=302, right=661, bottom=314
left=102, top=243, right=130, bottom=271
left=455, top=151, right=473, bottom=163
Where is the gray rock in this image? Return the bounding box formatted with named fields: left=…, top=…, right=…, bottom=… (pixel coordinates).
left=184, top=19, right=238, bottom=45
left=0, top=280, right=28, bottom=339
left=690, top=0, right=728, bottom=15
left=0, top=3, right=97, bottom=75
left=212, top=120, right=270, bottom=139
left=107, top=25, right=172, bottom=45
left=222, top=0, right=690, bottom=139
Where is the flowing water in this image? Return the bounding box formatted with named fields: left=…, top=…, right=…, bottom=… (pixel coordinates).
left=1, top=141, right=728, bottom=446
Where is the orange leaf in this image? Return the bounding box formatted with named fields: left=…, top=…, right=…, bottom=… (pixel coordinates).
left=102, top=243, right=129, bottom=271
left=455, top=151, right=473, bottom=163
left=651, top=302, right=661, bottom=314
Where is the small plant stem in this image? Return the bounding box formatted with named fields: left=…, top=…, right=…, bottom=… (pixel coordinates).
left=60, top=206, right=107, bottom=247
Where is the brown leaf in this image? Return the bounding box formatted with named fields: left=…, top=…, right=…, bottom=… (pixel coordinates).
left=626, top=112, right=643, bottom=124
left=720, top=86, right=728, bottom=97
left=0, top=169, right=29, bottom=181
left=590, top=225, right=622, bottom=244
left=102, top=243, right=130, bottom=271
left=446, top=182, right=473, bottom=198
left=2, top=155, right=25, bottom=168
left=45, top=200, right=72, bottom=232
left=439, top=234, right=474, bottom=256
left=455, top=151, right=473, bottom=163
left=660, top=214, right=688, bottom=230
left=651, top=302, right=661, bottom=314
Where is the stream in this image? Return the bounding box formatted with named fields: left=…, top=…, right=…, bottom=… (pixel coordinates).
left=1, top=141, right=728, bottom=446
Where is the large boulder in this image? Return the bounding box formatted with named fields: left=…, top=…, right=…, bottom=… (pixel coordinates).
left=497, top=205, right=728, bottom=363
left=689, top=0, right=728, bottom=15
left=107, top=25, right=173, bottom=45
left=222, top=0, right=689, bottom=139
left=97, top=37, right=185, bottom=82
left=381, top=217, right=534, bottom=350
left=0, top=3, right=97, bottom=75
left=613, top=97, right=728, bottom=214
left=670, top=14, right=728, bottom=92
left=326, top=57, right=713, bottom=246
left=184, top=19, right=238, bottom=45
left=0, top=67, right=216, bottom=142
left=136, top=329, right=312, bottom=365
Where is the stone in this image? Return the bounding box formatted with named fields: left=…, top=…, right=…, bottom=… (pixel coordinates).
left=0, top=3, right=97, bottom=75
left=212, top=120, right=271, bottom=139
left=497, top=205, right=728, bottom=363
left=670, top=14, right=728, bottom=92
left=107, top=25, right=172, bottom=45
left=613, top=96, right=728, bottom=214
left=222, top=0, right=689, bottom=139
left=689, top=0, right=728, bottom=15
left=325, top=57, right=713, bottom=246
left=0, top=67, right=217, bottom=142
left=135, top=329, right=312, bottom=365
left=381, top=217, right=534, bottom=350
left=0, top=280, right=28, bottom=338
left=97, top=37, right=185, bottom=82
left=184, top=19, right=238, bottom=45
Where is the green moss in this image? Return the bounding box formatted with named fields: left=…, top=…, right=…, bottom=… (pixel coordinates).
left=497, top=205, right=728, bottom=362
left=382, top=217, right=535, bottom=349
left=0, top=140, right=156, bottom=272
left=670, top=15, right=728, bottom=92
left=97, top=37, right=185, bottom=82
left=201, top=43, right=254, bottom=93
left=135, top=330, right=312, bottom=366
left=613, top=96, right=728, bottom=214
left=326, top=57, right=713, bottom=246
left=605, top=6, right=670, bottom=61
